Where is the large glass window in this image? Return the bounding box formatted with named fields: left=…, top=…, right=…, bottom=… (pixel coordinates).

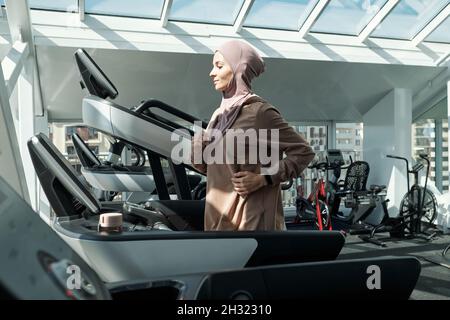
left=426, top=15, right=450, bottom=43
left=244, top=0, right=319, bottom=31
left=29, top=0, right=78, bottom=12
left=85, top=0, right=165, bottom=19
left=49, top=124, right=110, bottom=171
left=442, top=119, right=449, bottom=191
left=65, top=126, right=98, bottom=141
left=412, top=97, right=449, bottom=193
left=334, top=122, right=364, bottom=183
left=372, top=0, right=449, bottom=40
left=311, top=0, right=388, bottom=36
left=412, top=119, right=437, bottom=187
left=336, top=122, right=364, bottom=162
left=282, top=124, right=328, bottom=209
left=169, top=0, right=244, bottom=25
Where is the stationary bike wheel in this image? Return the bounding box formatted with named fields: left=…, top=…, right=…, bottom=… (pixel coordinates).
left=400, top=187, right=437, bottom=226
left=315, top=200, right=331, bottom=230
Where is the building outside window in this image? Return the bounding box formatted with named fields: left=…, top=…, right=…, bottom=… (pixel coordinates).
left=65, top=126, right=99, bottom=141
left=336, top=122, right=364, bottom=163
left=281, top=124, right=327, bottom=208
left=412, top=119, right=448, bottom=193
left=50, top=124, right=111, bottom=170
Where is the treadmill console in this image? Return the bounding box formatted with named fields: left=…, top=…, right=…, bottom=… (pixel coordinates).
left=0, top=177, right=110, bottom=300
left=75, top=48, right=118, bottom=100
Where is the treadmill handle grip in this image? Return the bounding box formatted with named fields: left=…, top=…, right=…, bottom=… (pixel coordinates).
left=386, top=155, right=406, bottom=160
left=135, top=99, right=208, bottom=129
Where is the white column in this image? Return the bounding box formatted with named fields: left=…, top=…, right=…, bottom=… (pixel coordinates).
left=363, top=88, right=412, bottom=221
left=17, top=58, right=38, bottom=209
left=5, top=0, right=45, bottom=211
left=0, top=63, right=29, bottom=200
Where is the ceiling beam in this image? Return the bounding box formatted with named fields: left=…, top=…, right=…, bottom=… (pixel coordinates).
left=0, top=60, right=30, bottom=202
left=5, top=0, right=33, bottom=44
left=79, top=0, right=85, bottom=21
left=234, top=0, right=255, bottom=33
left=5, top=0, right=44, bottom=117
left=298, top=0, right=330, bottom=38
left=161, top=0, right=173, bottom=27
left=1, top=41, right=29, bottom=97
left=411, top=3, right=450, bottom=47
left=437, top=51, right=450, bottom=67
left=358, top=0, right=400, bottom=42
left=29, top=10, right=450, bottom=66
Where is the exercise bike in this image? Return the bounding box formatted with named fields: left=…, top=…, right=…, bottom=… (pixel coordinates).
left=290, top=161, right=333, bottom=231
left=360, top=153, right=437, bottom=247
left=325, top=152, right=390, bottom=234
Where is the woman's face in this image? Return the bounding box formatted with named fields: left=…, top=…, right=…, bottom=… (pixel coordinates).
left=209, top=51, right=233, bottom=92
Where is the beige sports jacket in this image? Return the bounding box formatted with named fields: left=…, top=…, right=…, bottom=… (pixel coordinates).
left=191, top=100, right=315, bottom=231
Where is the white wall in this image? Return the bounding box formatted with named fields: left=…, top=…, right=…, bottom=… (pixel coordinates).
left=363, top=88, right=412, bottom=223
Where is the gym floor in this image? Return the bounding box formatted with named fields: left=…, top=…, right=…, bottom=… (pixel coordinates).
left=338, top=231, right=450, bottom=300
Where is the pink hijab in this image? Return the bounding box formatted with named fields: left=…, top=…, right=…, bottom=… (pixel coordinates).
left=208, top=40, right=265, bottom=135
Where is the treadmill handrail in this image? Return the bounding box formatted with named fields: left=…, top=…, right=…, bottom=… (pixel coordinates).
left=134, top=99, right=208, bottom=130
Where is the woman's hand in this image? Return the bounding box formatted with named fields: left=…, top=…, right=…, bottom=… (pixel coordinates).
left=231, top=171, right=267, bottom=197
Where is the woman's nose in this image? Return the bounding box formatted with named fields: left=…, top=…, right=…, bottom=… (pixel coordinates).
left=209, top=68, right=216, bottom=78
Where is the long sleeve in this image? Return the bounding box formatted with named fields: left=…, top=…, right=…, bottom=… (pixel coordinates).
left=190, top=132, right=208, bottom=174
left=257, top=104, right=315, bottom=185
left=190, top=107, right=222, bottom=175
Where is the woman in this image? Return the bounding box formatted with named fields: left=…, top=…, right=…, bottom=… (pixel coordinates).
left=192, top=40, right=315, bottom=231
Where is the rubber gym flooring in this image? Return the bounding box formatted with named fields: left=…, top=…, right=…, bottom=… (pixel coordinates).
left=338, top=231, right=450, bottom=300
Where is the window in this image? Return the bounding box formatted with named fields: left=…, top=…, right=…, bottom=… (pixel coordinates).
left=336, top=123, right=364, bottom=162
left=65, top=126, right=77, bottom=141
left=372, top=0, right=449, bottom=40
left=426, top=15, right=450, bottom=43
left=412, top=120, right=435, bottom=172
left=66, top=126, right=99, bottom=141
left=50, top=123, right=110, bottom=167
left=85, top=0, right=165, bottom=19
left=311, top=0, right=388, bottom=36
left=29, top=0, right=78, bottom=12
left=244, top=0, right=319, bottom=31
left=412, top=117, right=448, bottom=193
left=66, top=145, right=75, bottom=155
left=282, top=123, right=328, bottom=209
left=169, top=0, right=244, bottom=25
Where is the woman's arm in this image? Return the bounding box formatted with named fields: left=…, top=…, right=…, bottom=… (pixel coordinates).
left=257, top=104, right=315, bottom=185
left=190, top=132, right=208, bottom=174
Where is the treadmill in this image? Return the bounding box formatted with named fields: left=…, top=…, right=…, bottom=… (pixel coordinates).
left=0, top=176, right=422, bottom=300
left=71, top=132, right=201, bottom=203
left=74, top=48, right=297, bottom=228
left=75, top=48, right=204, bottom=202
left=28, top=133, right=347, bottom=283
left=75, top=48, right=214, bottom=223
